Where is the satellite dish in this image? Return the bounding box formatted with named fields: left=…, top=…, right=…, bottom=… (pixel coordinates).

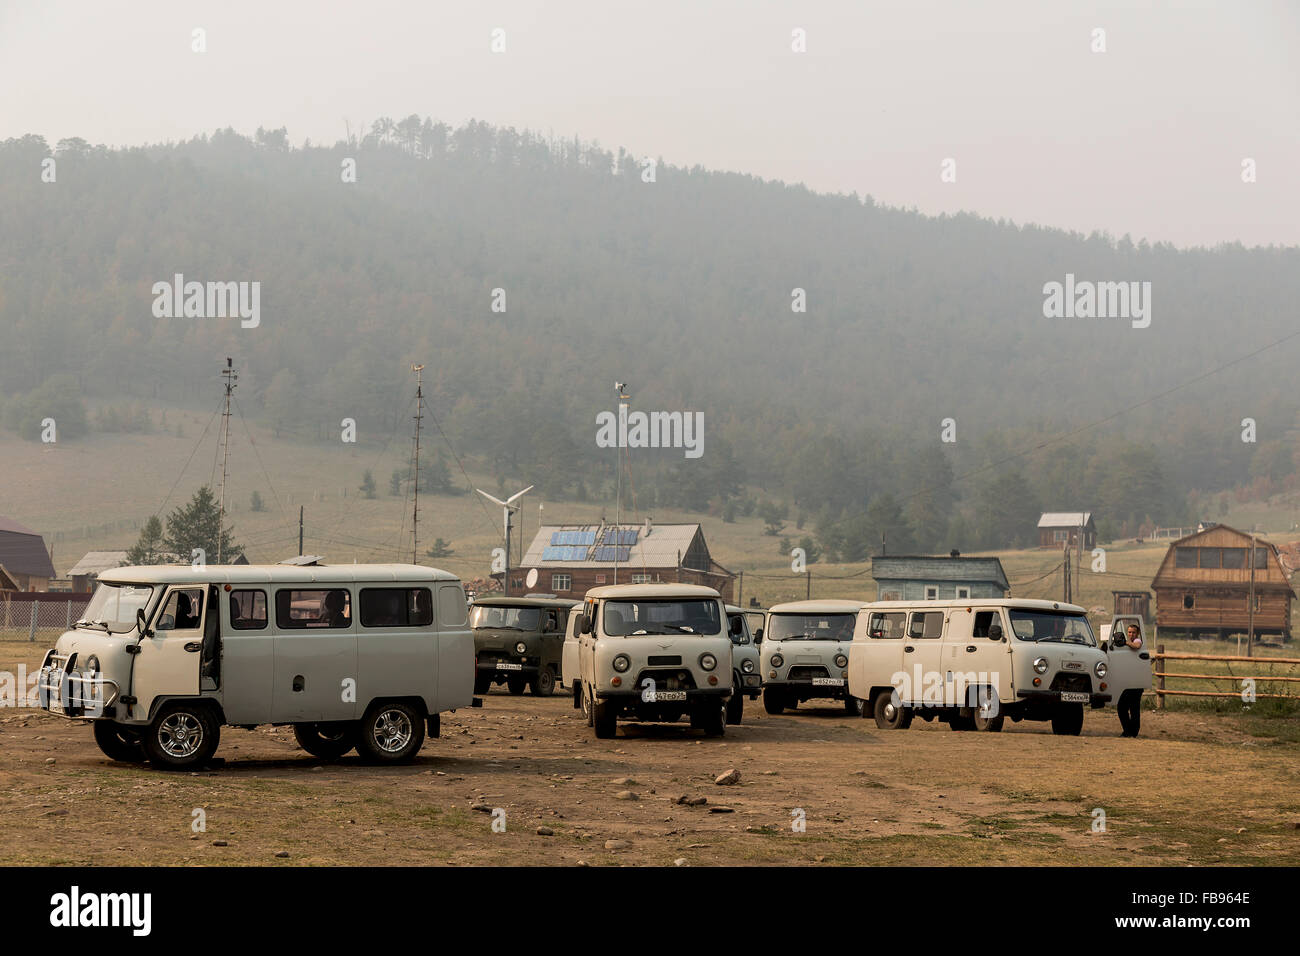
left=525, top=568, right=539, bottom=588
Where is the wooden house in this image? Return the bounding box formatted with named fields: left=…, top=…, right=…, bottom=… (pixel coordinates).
left=1037, top=512, right=1097, bottom=549
left=0, top=517, right=56, bottom=591
left=1150, top=524, right=1294, bottom=640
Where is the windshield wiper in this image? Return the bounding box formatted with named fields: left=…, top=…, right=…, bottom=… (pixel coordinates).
left=79, top=620, right=110, bottom=632
left=661, top=624, right=697, bottom=633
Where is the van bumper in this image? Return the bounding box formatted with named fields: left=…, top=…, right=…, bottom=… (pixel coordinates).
left=764, top=678, right=850, bottom=697
left=594, top=686, right=731, bottom=700
left=477, top=660, right=538, bottom=677
left=1016, top=690, right=1111, bottom=706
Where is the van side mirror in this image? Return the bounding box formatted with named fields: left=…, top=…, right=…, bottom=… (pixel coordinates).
left=729, top=617, right=743, bottom=636
left=754, top=627, right=763, bottom=643
left=580, top=614, right=592, bottom=635
left=136, top=607, right=151, bottom=637
left=988, top=625, right=1003, bottom=641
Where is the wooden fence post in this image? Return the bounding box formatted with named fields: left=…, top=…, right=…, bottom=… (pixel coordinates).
left=1156, top=643, right=1165, bottom=710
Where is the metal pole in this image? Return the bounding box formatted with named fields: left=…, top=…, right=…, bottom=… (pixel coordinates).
left=806, top=570, right=811, bottom=601
left=217, top=358, right=237, bottom=565
left=411, top=364, right=425, bottom=564
left=28, top=601, right=38, bottom=642
left=299, top=505, right=304, bottom=556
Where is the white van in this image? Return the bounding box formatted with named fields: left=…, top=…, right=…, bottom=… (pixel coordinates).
left=1099, top=614, right=1153, bottom=736
left=848, top=599, right=1110, bottom=735
left=576, top=583, right=733, bottom=738
left=760, top=600, right=866, bottom=715
left=723, top=604, right=761, bottom=725
left=38, top=564, right=476, bottom=769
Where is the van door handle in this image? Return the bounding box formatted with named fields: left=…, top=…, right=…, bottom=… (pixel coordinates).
left=183, top=642, right=202, bottom=652
left=904, top=646, right=915, bottom=653
left=965, top=645, right=977, bottom=653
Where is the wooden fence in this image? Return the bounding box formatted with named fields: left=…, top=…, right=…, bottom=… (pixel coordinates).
left=1154, top=644, right=1300, bottom=707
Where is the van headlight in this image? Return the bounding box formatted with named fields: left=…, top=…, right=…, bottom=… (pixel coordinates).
left=699, top=653, right=717, bottom=671
left=770, top=653, right=784, bottom=668
left=515, top=641, right=528, bottom=655
left=1033, top=657, right=1049, bottom=674
left=741, top=658, right=755, bottom=674
left=1095, top=661, right=1107, bottom=678
left=612, top=654, right=630, bottom=673
left=86, top=655, right=101, bottom=674
left=834, top=653, right=848, bottom=668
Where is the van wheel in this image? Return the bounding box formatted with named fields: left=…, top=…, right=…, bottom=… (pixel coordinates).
left=143, top=703, right=220, bottom=770
left=873, top=691, right=912, bottom=730
left=474, top=674, right=492, bottom=695
left=293, top=722, right=357, bottom=759
left=507, top=676, right=527, bottom=696
left=843, top=695, right=864, bottom=717
left=592, top=698, right=617, bottom=739
left=762, top=689, right=785, bottom=714
left=726, top=687, right=744, bottom=725
left=357, top=702, right=426, bottom=763
left=531, top=666, right=556, bottom=697
left=972, top=706, right=1004, bottom=733
left=581, top=686, right=594, bottom=726
left=572, top=681, right=583, bottom=710
left=1051, top=703, right=1085, bottom=736
left=1118, top=689, right=1142, bottom=737
left=92, top=722, right=145, bottom=762
left=700, top=700, right=726, bottom=737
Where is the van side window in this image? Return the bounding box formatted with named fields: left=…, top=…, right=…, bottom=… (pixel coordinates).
left=359, top=588, right=434, bottom=628
left=972, top=611, right=999, bottom=637
left=276, top=589, right=352, bottom=629
left=908, top=610, right=943, bottom=639
left=229, top=589, right=267, bottom=630
left=437, top=585, right=467, bottom=627
left=869, top=611, right=906, bottom=639
left=157, top=588, right=204, bottom=631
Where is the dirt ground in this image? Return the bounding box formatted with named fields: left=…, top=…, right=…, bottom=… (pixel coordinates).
left=1, top=644, right=1297, bottom=867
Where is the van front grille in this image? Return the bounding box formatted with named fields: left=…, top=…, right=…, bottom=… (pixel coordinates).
left=788, top=665, right=829, bottom=682
left=634, top=669, right=696, bottom=691
left=1050, top=673, right=1091, bottom=694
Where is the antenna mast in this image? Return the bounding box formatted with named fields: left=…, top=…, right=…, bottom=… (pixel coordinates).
left=614, top=382, right=629, bottom=585
left=217, top=357, right=237, bottom=564
left=411, top=364, right=425, bottom=564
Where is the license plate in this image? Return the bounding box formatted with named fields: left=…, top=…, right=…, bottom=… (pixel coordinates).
left=653, top=690, right=687, bottom=702
left=495, top=662, right=522, bottom=671
left=812, top=677, right=844, bottom=686
left=1060, top=691, right=1089, bottom=703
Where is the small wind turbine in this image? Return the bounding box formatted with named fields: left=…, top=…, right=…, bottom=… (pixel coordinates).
left=477, top=485, right=534, bottom=596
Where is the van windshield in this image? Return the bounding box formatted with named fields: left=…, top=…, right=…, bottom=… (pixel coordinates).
left=470, top=606, right=541, bottom=631
left=603, top=599, right=722, bottom=636
left=767, top=613, right=856, bottom=641
left=81, top=582, right=155, bottom=633
left=1008, top=610, right=1096, bottom=646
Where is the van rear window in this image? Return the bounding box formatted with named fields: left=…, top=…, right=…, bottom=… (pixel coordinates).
left=359, top=588, right=433, bottom=628
left=275, top=589, right=352, bottom=629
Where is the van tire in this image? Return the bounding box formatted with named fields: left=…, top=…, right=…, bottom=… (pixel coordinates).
left=873, top=690, right=912, bottom=730
left=143, top=702, right=220, bottom=770
left=531, top=666, right=556, bottom=697
left=843, top=695, right=864, bottom=717
left=474, top=674, right=492, bottom=695
left=293, top=722, right=357, bottom=759
left=356, top=701, right=426, bottom=763
left=572, top=680, right=583, bottom=710
left=972, top=710, right=1004, bottom=732
left=1051, top=703, right=1085, bottom=736
left=725, top=688, right=744, bottom=725
left=581, top=686, right=594, bottom=726
left=1118, top=689, right=1142, bottom=737
left=762, top=688, right=785, bottom=714
left=592, top=698, right=617, bottom=739
left=506, top=676, right=527, bottom=696
left=92, top=722, right=145, bottom=762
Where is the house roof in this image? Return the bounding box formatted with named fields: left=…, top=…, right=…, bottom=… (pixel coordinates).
left=1038, top=512, right=1093, bottom=528
left=67, top=551, right=130, bottom=577
left=1150, top=523, right=1295, bottom=593
left=0, top=518, right=56, bottom=579
left=518, top=522, right=712, bottom=570
left=871, top=555, right=1010, bottom=591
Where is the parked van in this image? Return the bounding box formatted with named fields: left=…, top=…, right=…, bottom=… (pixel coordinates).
left=470, top=595, right=580, bottom=697
left=724, top=604, right=762, bottom=724
left=760, top=600, right=866, bottom=715
left=848, top=599, right=1110, bottom=735
left=561, top=601, right=586, bottom=706
left=1099, top=614, right=1152, bottom=736
left=576, top=583, right=733, bottom=738
left=37, top=564, right=475, bottom=769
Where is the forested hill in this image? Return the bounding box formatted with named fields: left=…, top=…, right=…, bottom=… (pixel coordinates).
left=2, top=121, right=1297, bottom=553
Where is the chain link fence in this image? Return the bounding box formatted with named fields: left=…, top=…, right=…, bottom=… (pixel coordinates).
left=0, top=595, right=91, bottom=641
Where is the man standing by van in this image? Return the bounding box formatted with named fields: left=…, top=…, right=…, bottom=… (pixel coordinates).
left=1117, top=623, right=1142, bottom=737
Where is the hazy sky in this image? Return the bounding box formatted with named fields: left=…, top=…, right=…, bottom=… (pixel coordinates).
left=3, top=0, right=1297, bottom=247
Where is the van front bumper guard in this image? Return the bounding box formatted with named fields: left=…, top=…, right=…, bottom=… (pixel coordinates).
left=36, top=651, right=120, bottom=719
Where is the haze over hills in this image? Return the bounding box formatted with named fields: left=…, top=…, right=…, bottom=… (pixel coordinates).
left=2, top=121, right=1298, bottom=554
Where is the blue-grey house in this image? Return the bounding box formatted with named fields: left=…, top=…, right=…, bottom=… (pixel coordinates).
left=871, top=553, right=1010, bottom=601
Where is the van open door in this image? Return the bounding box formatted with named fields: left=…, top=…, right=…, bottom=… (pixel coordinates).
left=1103, top=615, right=1152, bottom=737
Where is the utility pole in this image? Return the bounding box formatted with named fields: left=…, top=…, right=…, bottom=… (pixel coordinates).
left=1247, top=531, right=1257, bottom=658
left=1063, top=544, right=1071, bottom=604
left=217, top=358, right=237, bottom=565
left=298, top=505, right=304, bottom=556
left=411, top=364, right=424, bottom=564
left=806, top=569, right=812, bottom=601
left=1075, top=516, right=1083, bottom=607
